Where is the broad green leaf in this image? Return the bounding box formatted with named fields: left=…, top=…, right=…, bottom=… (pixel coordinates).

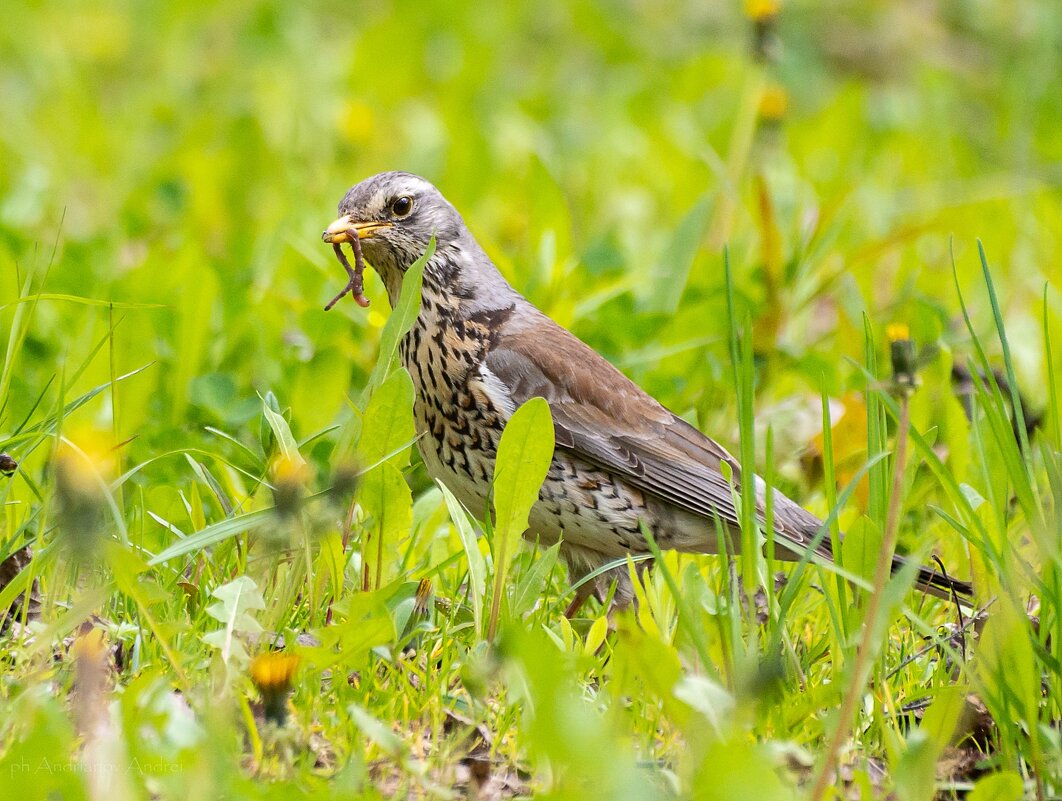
left=557, top=615, right=576, bottom=652
left=439, top=481, right=486, bottom=640
left=259, top=390, right=282, bottom=459
left=629, top=552, right=664, bottom=640
left=262, top=398, right=305, bottom=468
left=487, top=397, right=555, bottom=641
left=839, top=515, right=881, bottom=589
left=673, top=674, right=735, bottom=738
left=361, top=236, right=436, bottom=403
left=205, top=576, right=265, bottom=624
left=188, top=480, right=206, bottom=531
left=203, top=576, right=266, bottom=666
left=510, top=541, right=561, bottom=618
left=894, top=733, right=936, bottom=801
left=358, top=367, right=415, bottom=467
left=491, top=397, right=555, bottom=546
left=389, top=580, right=428, bottom=640
left=894, top=687, right=964, bottom=801
left=978, top=596, right=1039, bottom=722
left=968, top=772, right=1024, bottom=801
left=870, top=552, right=922, bottom=644
left=302, top=589, right=396, bottom=671
left=185, top=454, right=234, bottom=516
left=202, top=629, right=251, bottom=663
left=692, top=739, right=796, bottom=801
left=358, top=463, right=413, bottom=589
left=918, top=685, right=966, bottom=748
left=583, top=615, right=609, bottom=656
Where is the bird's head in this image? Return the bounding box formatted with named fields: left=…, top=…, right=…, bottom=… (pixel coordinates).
left=322, top=171, right=520, bottom=313
left=322, top=172, right=468, bottom=297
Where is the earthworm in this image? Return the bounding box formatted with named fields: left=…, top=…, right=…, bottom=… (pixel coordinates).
left=324, top=235, right=370, bottom=311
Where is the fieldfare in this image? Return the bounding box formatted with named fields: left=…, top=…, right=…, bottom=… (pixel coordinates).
left=322, top=172, right=972, bottom=612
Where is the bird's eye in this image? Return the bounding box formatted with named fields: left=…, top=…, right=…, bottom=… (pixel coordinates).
left=391, top=196, right=414, bottom=217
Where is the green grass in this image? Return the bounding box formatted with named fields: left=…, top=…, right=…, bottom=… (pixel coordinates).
left=2, top=1, right=1061, bottom=798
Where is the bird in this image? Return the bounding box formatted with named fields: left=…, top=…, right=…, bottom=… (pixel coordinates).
left=321, top=171, right=973, bottom=613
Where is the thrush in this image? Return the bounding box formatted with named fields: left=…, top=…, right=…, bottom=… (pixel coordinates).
left=322, top=172, right=972, bottom=611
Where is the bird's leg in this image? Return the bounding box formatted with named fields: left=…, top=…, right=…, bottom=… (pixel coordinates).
left=324, top=237, right=371, bottom=310
left=564, top=582, right=595, bottom=619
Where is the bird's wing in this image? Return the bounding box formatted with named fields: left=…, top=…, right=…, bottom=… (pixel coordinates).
left=484, top=310, right=822, bottom=540
left=482, top=310, right=976, bottom=601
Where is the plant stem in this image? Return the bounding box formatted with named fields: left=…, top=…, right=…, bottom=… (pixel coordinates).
left=487, top=527, right=507, bottom=645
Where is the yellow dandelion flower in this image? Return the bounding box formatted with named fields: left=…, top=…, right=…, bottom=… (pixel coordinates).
left=251, top=652, right=300, bottom=725
left=251, top=652, right=300, bottom=692
left=886, top=322, right=911, bottom=343
left=745, top=0, right=781, bottom=22
left=54, top=426, right=117, bottom=561
left=758, top=84, right=789, bottom=122
left=270, top=453, right=311, bottom=517
left=887, top=324, right=917, bottom=393
left=56, top=426, right=117, bottom=494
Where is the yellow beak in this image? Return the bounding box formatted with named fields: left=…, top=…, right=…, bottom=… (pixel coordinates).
left=321, top=215, right=392, bottom=244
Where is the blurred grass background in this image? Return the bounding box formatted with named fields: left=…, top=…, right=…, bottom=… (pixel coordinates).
left=2, top=1, right=1062, bottom=798
left=3, top=0, right=1059, bottom=469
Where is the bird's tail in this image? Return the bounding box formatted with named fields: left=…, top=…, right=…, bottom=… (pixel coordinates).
left=893, top=552, right=974, bottom=603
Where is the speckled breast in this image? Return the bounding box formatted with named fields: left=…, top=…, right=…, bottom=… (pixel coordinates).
left=398, top=298, right=654, bottom=558
left=398, top=300, right=503, bottom=519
